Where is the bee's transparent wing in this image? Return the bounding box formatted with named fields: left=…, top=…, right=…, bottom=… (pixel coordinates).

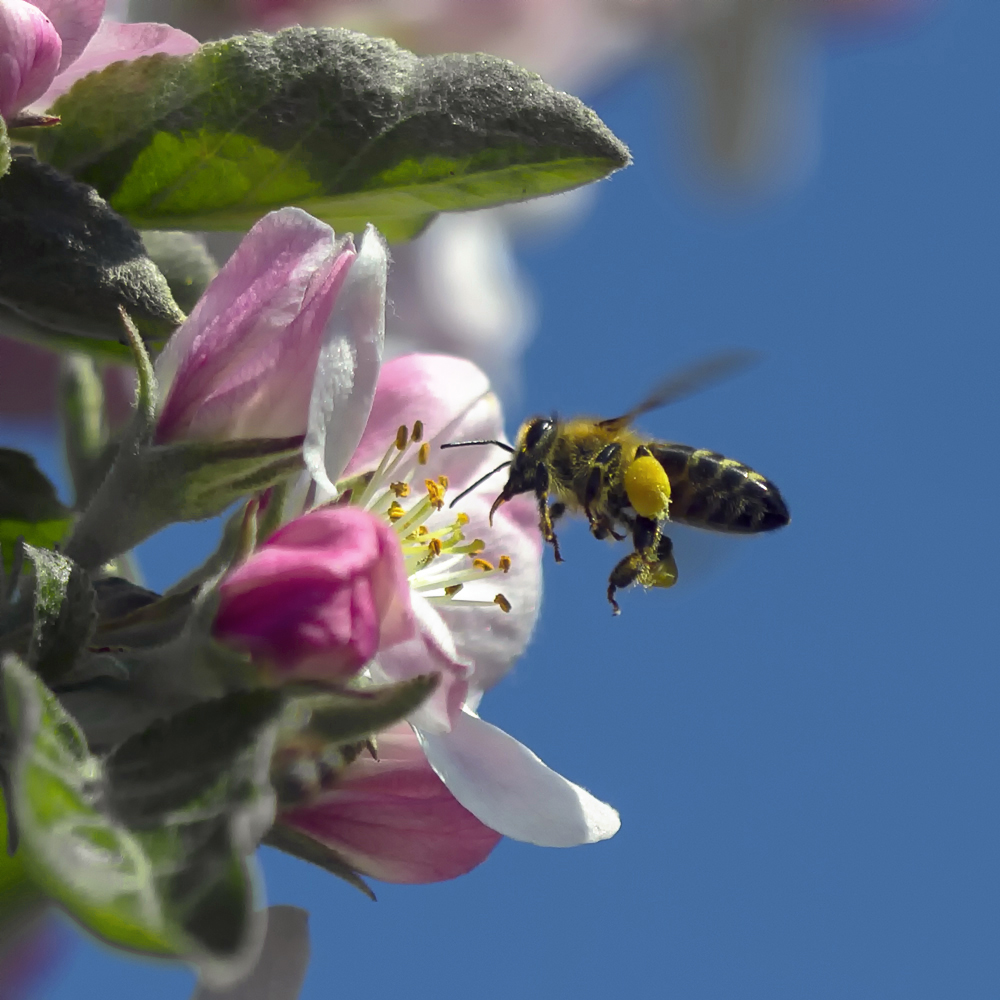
left=598, top=349, right=761, bottom=431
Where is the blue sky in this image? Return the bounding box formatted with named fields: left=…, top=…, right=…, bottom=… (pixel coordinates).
left=6, top=0, right=999, bottom=996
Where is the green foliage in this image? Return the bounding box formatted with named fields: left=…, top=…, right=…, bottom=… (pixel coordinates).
left=37, top=28, right=630, bottom=242
left=140, top=231, right=218, bottom=314
left=0, top=656, right=280, bottom=985
left=0, top=156, right=184, bottom=348
left=0, top=117, right=9, bottom=178
left=21, top=545, right=95, bottom=684
left=0, top=450, right=72, bottom=572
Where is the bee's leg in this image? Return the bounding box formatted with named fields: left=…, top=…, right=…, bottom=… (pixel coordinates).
left=591, top=514, right=627, bottom=542
left=535, top=484, right=564, bottom=563
left=584, top=443, right=622, bottom=530
left=606, top=517, right=676, bottom=613
left=607, top=551, right=645, bottom=615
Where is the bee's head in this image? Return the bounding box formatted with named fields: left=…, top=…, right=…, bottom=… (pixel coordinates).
left=504, top=416, right=556, bottom=490
left=440, top=416, right=557, bottom=524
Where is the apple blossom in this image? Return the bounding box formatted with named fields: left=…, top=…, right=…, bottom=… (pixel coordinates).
left=279, top=724, right=502, bottom=884
left=154, top=208, right=385, bottom=446
left=214, top=507, right=412, bottom=682
left=293, top=352, right=621, bottom=850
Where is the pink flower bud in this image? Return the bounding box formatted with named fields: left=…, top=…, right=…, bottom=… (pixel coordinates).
left=214, top=507, right=413, bottom=682
left=0, top=0, right=62, bottom=119
left=154, top=209, right=385, bottom=445
left=279, top=724, right=502, bottom=883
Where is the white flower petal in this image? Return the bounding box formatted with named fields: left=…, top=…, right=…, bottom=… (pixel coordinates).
left=417, top=709, right=620, bottom=847
left=305, top=225, right=387, bottom=493
left=432, top=491, right=541, bottom=693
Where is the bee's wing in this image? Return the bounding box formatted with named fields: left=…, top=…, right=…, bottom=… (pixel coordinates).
left=597, top=349, right=761, bottom=431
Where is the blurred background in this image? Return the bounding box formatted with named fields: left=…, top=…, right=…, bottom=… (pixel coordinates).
left=3, top=0, right=999, bottom=996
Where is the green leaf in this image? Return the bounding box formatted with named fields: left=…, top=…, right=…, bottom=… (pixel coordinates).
left=0, top=450, right=69, bottom=524
left=0, top=154, right=185, bottom=348
left=21, top=545, right=95, bottom=684
left=294, top=674, right=440, bottom=747
left=0, top=117, right=9, bottom=179
left=1, top=655, right=278, bottom=986
left=105, top=690, right=282, bottom=826
left=264, top=823, right=374, bottom=900
left=64, top=435, right=305, bottom=572
left=0, top=450, right=72, bottom=573
left=36, top=28, right=630, bottom=242
left=140, top=231, right=218, bottom=314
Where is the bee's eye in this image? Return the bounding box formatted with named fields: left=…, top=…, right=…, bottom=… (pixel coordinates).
left=524, top=419, right=553, bottom=452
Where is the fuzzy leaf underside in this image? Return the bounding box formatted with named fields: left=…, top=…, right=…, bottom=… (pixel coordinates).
left=37, top=28, right=630, bottom=242
left=0, top=156, right=184, bottom=343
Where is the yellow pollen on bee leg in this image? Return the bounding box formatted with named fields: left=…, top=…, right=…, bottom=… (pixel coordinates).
left=499, top=555, right=512, bottom=573
left=494, top=594, right=512, bottom=613
left=624, top=455, right=672, bottom=520
left=395, top=425, right=408, bottom=450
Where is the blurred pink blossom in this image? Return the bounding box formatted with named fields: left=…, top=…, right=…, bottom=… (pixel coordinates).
left=0, top=0, right=196, bottom=121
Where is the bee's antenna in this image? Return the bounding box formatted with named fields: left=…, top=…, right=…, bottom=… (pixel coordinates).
left=440, top=439, right=515, bottom=454
left=448, top=461, right=512, bottom=508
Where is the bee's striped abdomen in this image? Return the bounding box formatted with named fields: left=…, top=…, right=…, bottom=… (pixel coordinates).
left=650, top=443, right=789, bottom=533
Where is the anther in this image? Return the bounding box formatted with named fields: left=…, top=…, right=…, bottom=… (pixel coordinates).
left=390, top=482, right=410, bottom=497
left=395, top=425, right=408, bottom=450
left=425, top=479, right=445, bottom=509
left=456, top=512, right=470, bottom=526
left=444, top=584, right=464, bottom=597
left=428, top=538, right=442, bottom=557
left=388, top=501, right=405, bottom=521
left=473, top=558, right=494, bottom=572
left=494, top=594, right=512, bottom=613
left=499, top=555, right=512, bottom=573
left=437, top=475, right=449, bottom=489
left=418, top=443, right=430, bottom=465
left=412, top=420, right=424, bottom=442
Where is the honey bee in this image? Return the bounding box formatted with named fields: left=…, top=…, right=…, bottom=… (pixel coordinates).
left=442, top=352, right=789, bottom=613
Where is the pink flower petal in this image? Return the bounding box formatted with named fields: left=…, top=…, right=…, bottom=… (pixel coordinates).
left=34, top=15, right=198, bottom=107
left=305, top=225, right=387, bottom=493
left=215, top=507, right=412, bottom=681
left=31, top=0, right=102, bottom=71
left=154, top=208, right=352, bottom=444
left=0, top=0, right=62, bottom=117
left=343, top=354, right=492, bottom=478
left=280, top=724, right=501, bottom=884
left=417, top=709, right=620, bottom=847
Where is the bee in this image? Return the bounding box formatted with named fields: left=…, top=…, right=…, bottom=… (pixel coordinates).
left=442, top=352, right=789, bottom=614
